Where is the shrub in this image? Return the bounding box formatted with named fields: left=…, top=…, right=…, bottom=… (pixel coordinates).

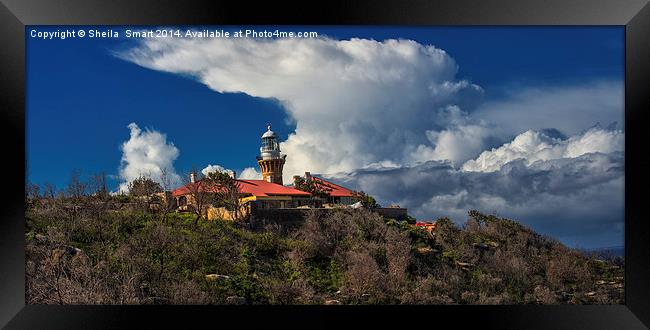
left=25, top=199, right=624, bottom=305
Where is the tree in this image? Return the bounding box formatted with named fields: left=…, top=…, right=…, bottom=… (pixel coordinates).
left=43, top=182, right=56, bottom=199
left=293, top=176, right=333, bottom=199
left=128, top=175, right=163, bottom=197
left=159, top=167, right=173, bottom=192
left=66, top=169, right=86, bottom=200
left=89, top=172, right=109, bottom=199
left=26, top=181, right=41, bottom=200
left=181, top=170, right=211, bottom=224
left=351, top=190, right=380, bottom=208
left=157, top=167, right=176, bottom=215
left=205, top=170, right=243, bottom=221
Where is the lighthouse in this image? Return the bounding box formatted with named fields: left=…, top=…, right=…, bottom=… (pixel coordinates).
left=257, top=124, right=286, bottom=185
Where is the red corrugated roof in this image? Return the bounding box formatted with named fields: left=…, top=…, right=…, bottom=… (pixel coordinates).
left=239, top=180, right=311, bottom=197
left=310, top=177, right=355, bottom=197
left=172, top=179, right=311, bottom=198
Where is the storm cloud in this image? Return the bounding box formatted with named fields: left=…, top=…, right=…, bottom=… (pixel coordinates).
left=328, top=128, right=624, bottom=248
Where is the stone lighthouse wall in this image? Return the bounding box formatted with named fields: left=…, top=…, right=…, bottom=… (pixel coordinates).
left=258, top=158, right=285, bottom=185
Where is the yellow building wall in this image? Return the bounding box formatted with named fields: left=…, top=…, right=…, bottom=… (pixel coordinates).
left=178, top=193, right=316, bottom=220
left=206, top=204, right=252, bottom=221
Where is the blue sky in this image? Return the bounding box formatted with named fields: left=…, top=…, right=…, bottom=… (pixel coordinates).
left=27, top=26, right=624, bottom=248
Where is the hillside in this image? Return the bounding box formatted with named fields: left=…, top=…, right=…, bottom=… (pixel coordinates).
left=25, top=197, right=624, bottom=305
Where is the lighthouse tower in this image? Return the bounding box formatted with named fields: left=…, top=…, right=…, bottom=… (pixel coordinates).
left=257, top=124, right=286, bottom=185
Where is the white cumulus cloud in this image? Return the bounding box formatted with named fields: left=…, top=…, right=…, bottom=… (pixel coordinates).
left=238, top=167, right=262, bottom=180
left=462, top=127, right=624, bottom=172
left=201, top=164, right=234, bottom=177
left=118, top=36, right=485, bottom=177
left=202, top=164, right=262, bottom=180
left=410, top=106, right=502, bottom=166
left=118, top=123, right=181, bottom=193
left=198, top=164, right=263, bottom=180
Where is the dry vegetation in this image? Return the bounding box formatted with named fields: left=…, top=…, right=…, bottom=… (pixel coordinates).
left=25, top=193, right=624, bottom=305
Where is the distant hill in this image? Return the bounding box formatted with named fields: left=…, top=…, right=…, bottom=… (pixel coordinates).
left=581, top=246, right=624, bottom=258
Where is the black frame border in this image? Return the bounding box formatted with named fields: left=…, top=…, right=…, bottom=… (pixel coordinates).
left=1, top=0, right=649, bottom=329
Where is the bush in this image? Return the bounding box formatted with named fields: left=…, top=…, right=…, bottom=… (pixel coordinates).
left=25, top=200, right=624, bottom=305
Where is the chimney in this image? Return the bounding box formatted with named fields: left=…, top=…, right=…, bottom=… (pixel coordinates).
left=305, top=171, right=312, bottom=182
left=190, top=172, right=196, bottom=183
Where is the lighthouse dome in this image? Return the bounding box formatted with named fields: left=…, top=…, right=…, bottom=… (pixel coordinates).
left=262, top=125, right=276, bottom=138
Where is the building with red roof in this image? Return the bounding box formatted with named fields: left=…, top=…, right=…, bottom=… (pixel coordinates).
left=291, top=172, right=355, bottom=205
left=170, top=125, right=358, bottom=220
left=172, top=179, right=311, bottom=199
